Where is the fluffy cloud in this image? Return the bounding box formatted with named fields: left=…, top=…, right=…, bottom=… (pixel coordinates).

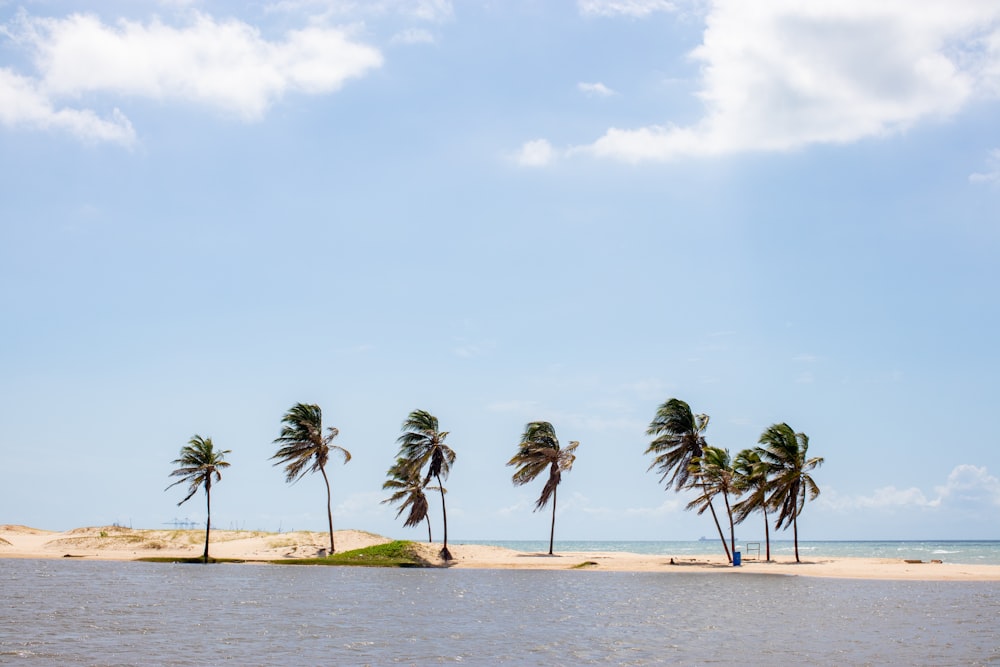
left=391, top=28, right=435, bottom=45
left=0, top=67, right=136, bottom=144
left=969, top=148, right=1000, bottom=184
left=933, top=464, right=1000, bottom=508
left=578, top=0, right=677, bottom=18
left=576, top=0, right=1000, bottom=161
left=578, top=81, right=617, bottom=97
left=823, top=464, right=1000, bottom=512
left=266, top=0, right=453, bottom=22
left=1, top=11, right=383, bottom=141
left=513, top=138, right=557, bottom=167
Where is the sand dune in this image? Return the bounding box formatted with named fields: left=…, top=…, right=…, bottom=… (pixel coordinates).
left=1, top=525, right=998, bottom=581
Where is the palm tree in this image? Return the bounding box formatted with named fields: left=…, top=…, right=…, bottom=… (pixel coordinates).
left=272, top=403, right=351, bottom=554
left=166, top=435, right=230, bottom=563
left=686, top=446, right=738, bottom=561
left=757, top=423, right=824, bottom=563
left=645, top=398, right=731, bottom=562
left=382, top=457, right=436, bottom=543
left=396, top=410, right=456, bottom=560
left=507, top=422, right=579, bottom=556
left=732, top=448, right=772, bottom=561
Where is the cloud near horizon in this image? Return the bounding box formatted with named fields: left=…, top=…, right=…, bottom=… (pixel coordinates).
left=0, top=11, right=383, bottom=143
left=822, top=464, right=1000, bottom=513
left=563, top=0, right=1000, bottom=162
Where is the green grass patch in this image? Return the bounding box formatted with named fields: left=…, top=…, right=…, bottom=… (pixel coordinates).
left=571, top=561, right=600, bottom=569
left=271, top=541, right=431, bottom=568
left=136, top=557, right=248, bottom=564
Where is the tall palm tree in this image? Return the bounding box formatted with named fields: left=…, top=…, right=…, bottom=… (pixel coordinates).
left=507, top=421, right=579, bottom=556
left=396, top=409, right=456, bottom=560
left=757, top=423, right=823, bottom=563
left=686, top=446, right=738, bottom=562
left=166, top=435, right=230, bottom=563
left=645, top=398, right=731, bottom=562
left=382, top=457, right=436, bottom=543
left=272, top=403, right=351, bottom=554
left=732, top=448, right=772, bottom=561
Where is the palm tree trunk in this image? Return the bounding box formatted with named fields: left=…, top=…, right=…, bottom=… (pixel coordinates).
left=426, top=516, right=432, bottom=543
left=436, top=473, right=452, bottom=561
left=763, top=506, right=771, bottom=561
left=203, top=482, right=211, bottom=564
left=793, top=512, right=800, bottom=563
left=722, top=492, right=735, bottom=561
left=321, top=466, right=335, bottom=554
left=548, top=486, right=557, bottom=556
left=703, top=483, right=732, bottom=563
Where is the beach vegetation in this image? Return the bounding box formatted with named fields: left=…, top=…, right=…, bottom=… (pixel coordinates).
left=395, top=410, right=456, bottom=561
left=272, top=540, right=430, bottom=567
left=757, top=423, right=824, bottom=563
left=382, top=457, right=436, bottom=543
left=271, top=403, right=351, bottom=554
left=165, top=435, right=231, bottom=564
left=507, top=421, right=579, bottom=556
left=645, top=399, right=732, bottom=562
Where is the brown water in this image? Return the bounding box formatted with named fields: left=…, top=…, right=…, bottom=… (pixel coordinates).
left=2, top=559, right=998, bottom=665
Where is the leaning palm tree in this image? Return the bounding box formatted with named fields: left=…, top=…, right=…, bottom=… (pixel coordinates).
left=396, top=409, right=456, bottom=560
left=757, top=423, right=823, bottom=563
left=645, top=398, right=731, bottom=562
left=382, top=457, right=436, bottom=543
left=686, top=446, right=738, bottom=561
left=507, top=421, right=579, bottom=556
left=732, top=448, right=772, bottom=561
left=272, top=403, right=351, bottom=554
left=166, top=435, right=230, bottom=563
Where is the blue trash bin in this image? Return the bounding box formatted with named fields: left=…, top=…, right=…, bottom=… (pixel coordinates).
left=733, top=550, right=741, bottom=566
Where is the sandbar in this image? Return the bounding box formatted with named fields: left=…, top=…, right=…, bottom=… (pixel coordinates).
left=2, top=525, right=997, bottom=581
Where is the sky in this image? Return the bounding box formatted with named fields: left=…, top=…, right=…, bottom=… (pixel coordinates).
left=2, top=0, right=999, bottom=544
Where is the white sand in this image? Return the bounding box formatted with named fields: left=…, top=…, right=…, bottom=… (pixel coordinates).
left=2, top=525, right=997, bottom=581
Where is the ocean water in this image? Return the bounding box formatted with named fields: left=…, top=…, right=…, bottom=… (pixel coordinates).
left=461, top=540, right=1000, bottom=566
left=2, top=558, right=998, bottom=665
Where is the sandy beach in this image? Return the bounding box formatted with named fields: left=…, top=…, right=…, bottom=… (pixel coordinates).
left=2, top=524, right=998, bottom=581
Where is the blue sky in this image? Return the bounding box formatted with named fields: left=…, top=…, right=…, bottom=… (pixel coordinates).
left=2, top=0, right=999, bottom=543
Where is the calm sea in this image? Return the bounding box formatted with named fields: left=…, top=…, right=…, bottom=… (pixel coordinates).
left=462, top=540, right=1000, bottom=565
left=2, top=558, right=998, bottom=665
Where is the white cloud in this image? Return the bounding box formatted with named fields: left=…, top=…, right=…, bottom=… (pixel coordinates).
left=933, top=464, right=1000, bottom=507
left=578, top=0, right=677, bottom=18
left=1, top=11, right=383, bottom=141
left=969, top=148, right=1000, bottom=184
left=823, top=464, right=1000, bottom=512
left=391, top=28, right=435, bottom=45
left=513, top=138, right=557, bottom=167
left=578, top=81, right=617, bottom=97
left=266, top=0, right=453, bottom=22
left=573, top=0, right=1000, bottom=161
left=0, top=67, right=136, bottom=144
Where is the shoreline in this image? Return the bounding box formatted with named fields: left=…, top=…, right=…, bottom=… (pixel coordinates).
left=2, top=525, right=999, bottom=581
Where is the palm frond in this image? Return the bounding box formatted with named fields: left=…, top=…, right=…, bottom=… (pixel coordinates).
left=644, top=398, right=709, bottom=491
left=165, top=435, right=230, bottom=506
left=507, top=421, right=577, bottom=511
left=271, top=403, right=351, bottom=483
